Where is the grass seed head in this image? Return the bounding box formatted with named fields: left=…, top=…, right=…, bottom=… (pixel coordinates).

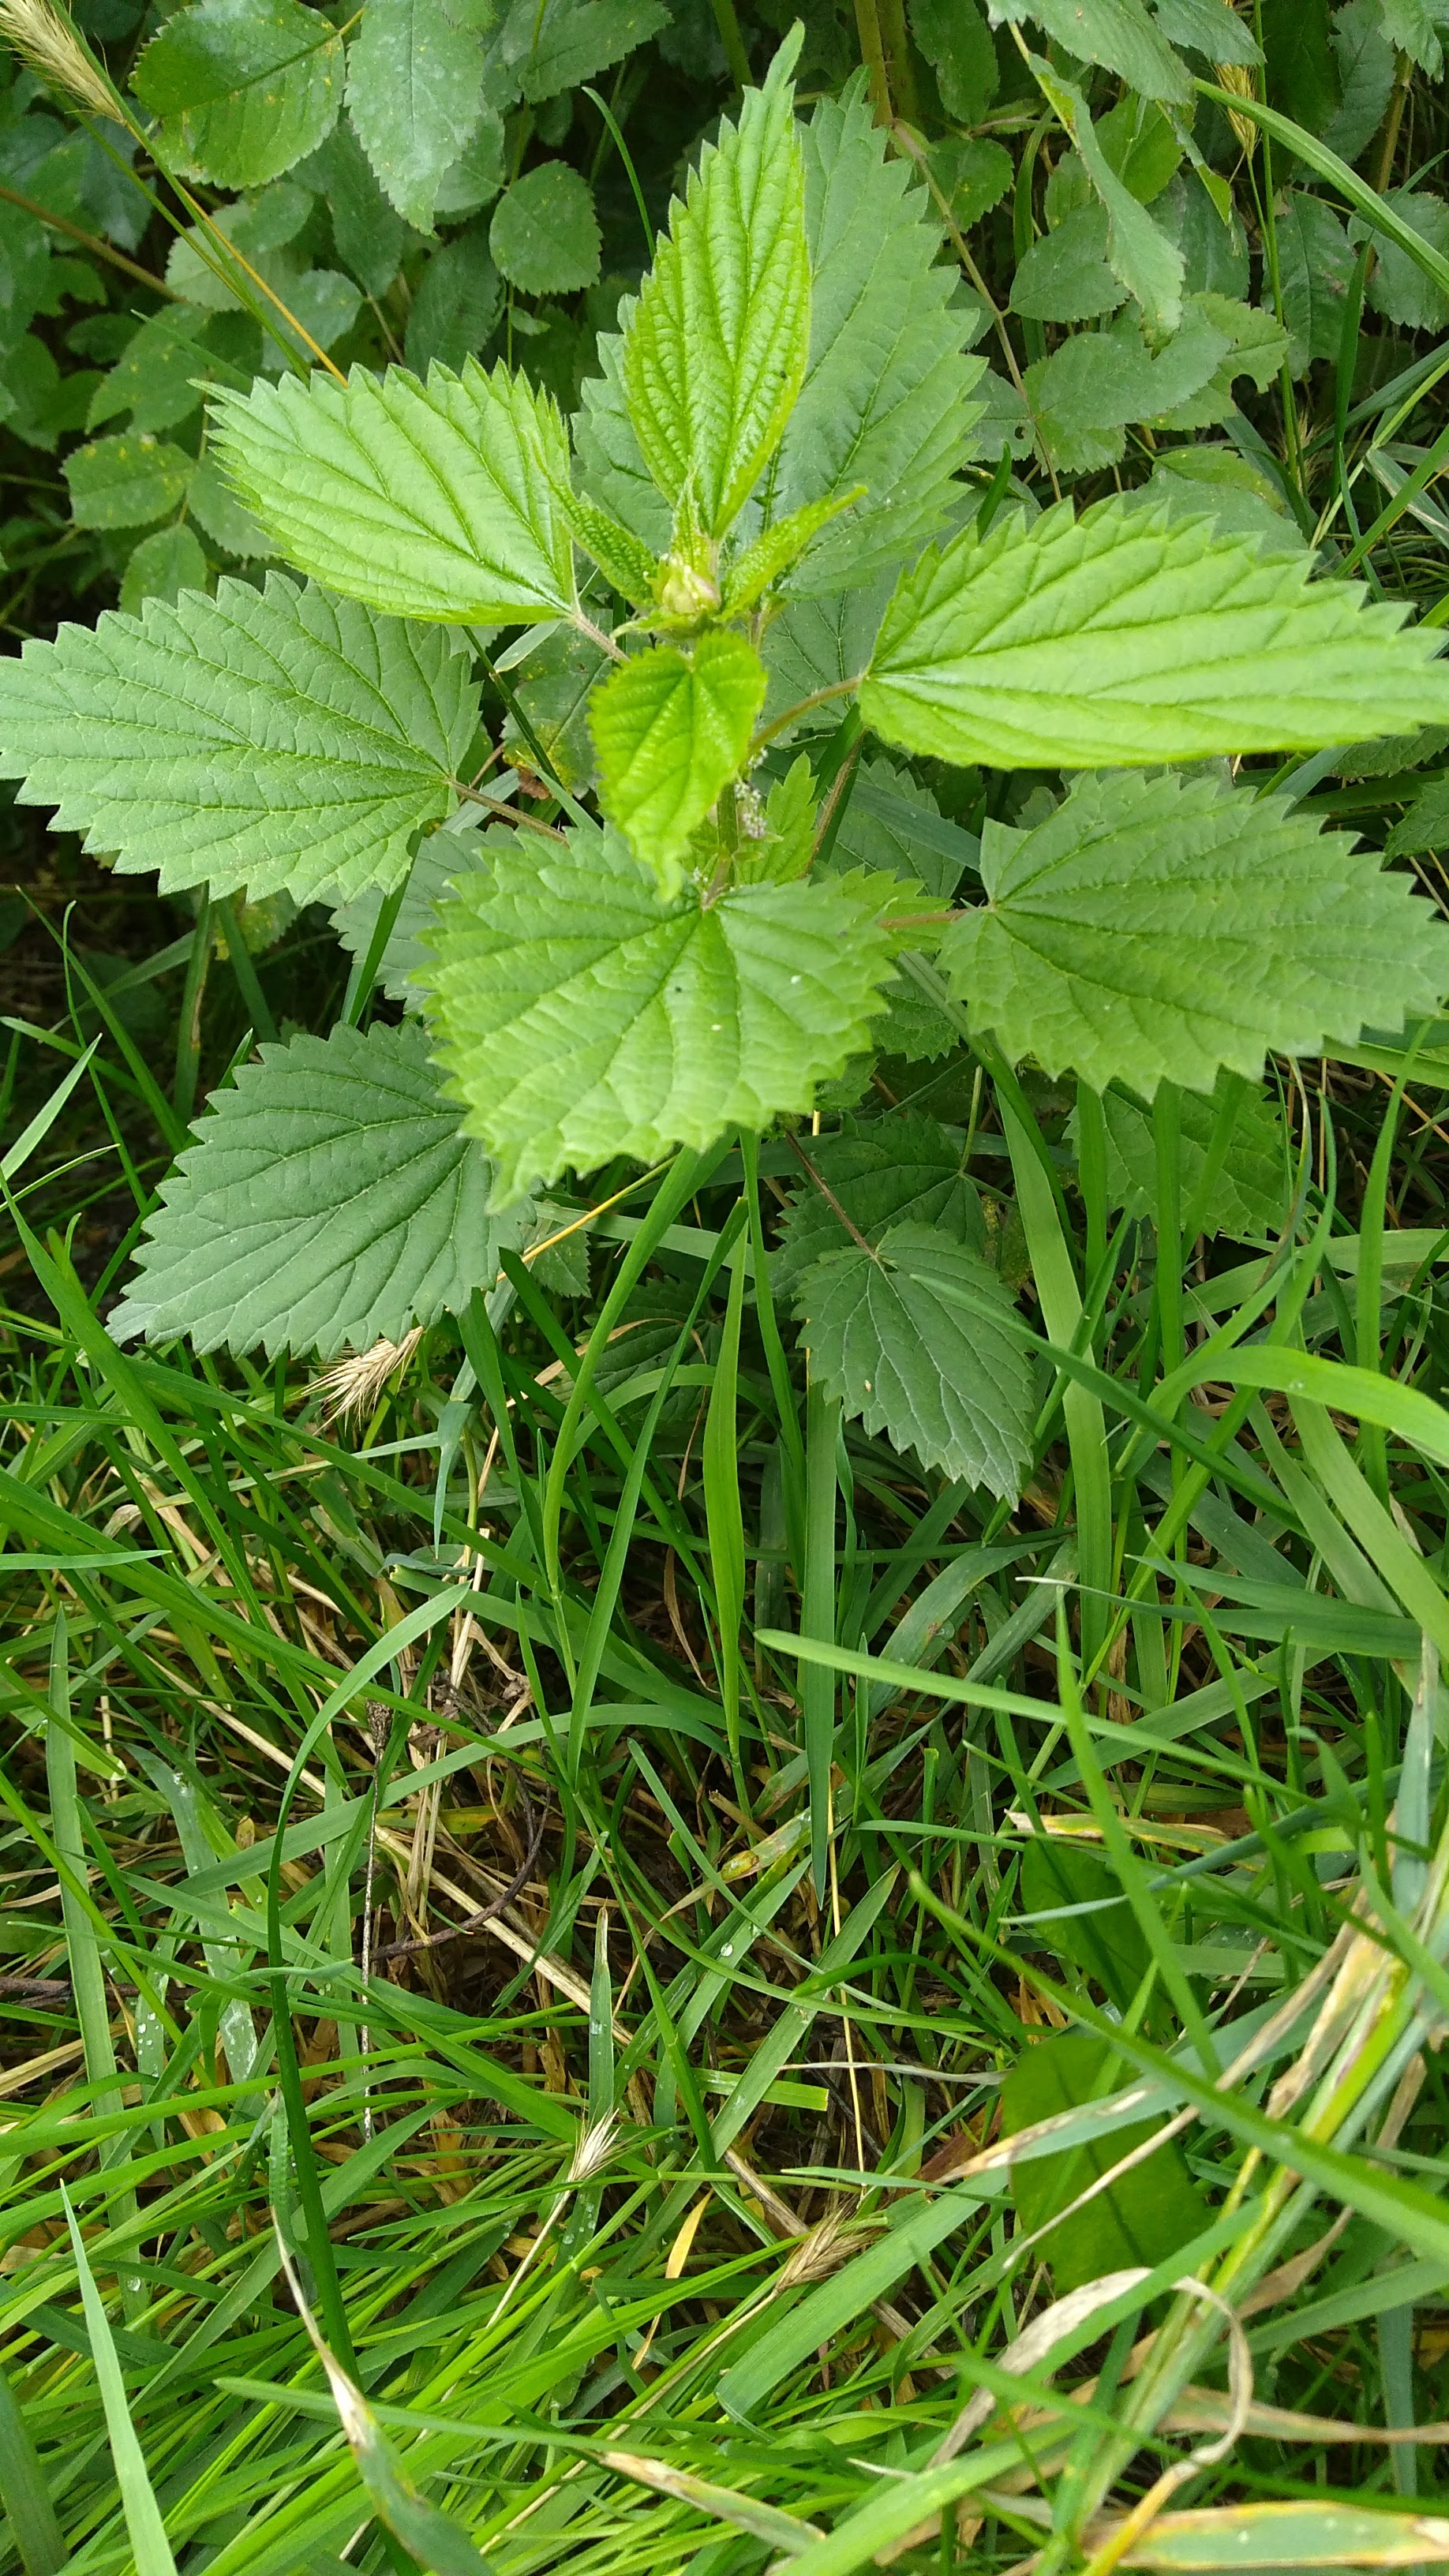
left=0, top=0, right=119, bottom=117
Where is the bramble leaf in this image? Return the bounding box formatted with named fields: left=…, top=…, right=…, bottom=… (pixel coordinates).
left=110, top=1020, right=527, bottom=1359
left=792, top=1219, right=1032, bottom=1496
left=621, top=36, right=810, bottom=536
left=994, top=0, right=1191, bottom=98
left=489, top=163, right=600, bottom=294
left=422, top=820, right=899, bottom=1203
left=938, top=769, right=1449, bottom=1099
left=0, top=573, right=475, bottom=905
left=768, top=83, right=987, bottom=594
left=347, top=0, right=485, bottom=234
left=64, top=432, right=193, bottom=529
left=208, top=360, right=575, bottom=623
left=1036, top=63, right=1184, bottom=332
left=860, top=497, right=1449, bottom=769
left=590, top=633, right=766, bottom=893
left=132, top=0, right=341, bottom=190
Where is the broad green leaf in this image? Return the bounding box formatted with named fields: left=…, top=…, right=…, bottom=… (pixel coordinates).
left=1144, top=445, right=1300, bottom=552
left=1070, top=1073, right=1289, bottom=1245
left=1260, top=0, right=1342, bottom=132
left=792, top=1219, right=1032, bottom=1496
left=163, top=178, right=309, bottom=309
left=432, top=108, right=507, bottom=223
left=1150, top=292, right=1289, bottom=431
left=1024, top=320, right=1219, bottom=474
left=997, top=0, right=1190, bottom=100
left=346, top=0, right=485, bottom=233
left=500, top=625, right=611, bottom=789
left=296, top=120, right=407, bottom=296
left=1323, top=0, right=1398, bottom=163
left=132, top=0, right=341, bottom=190
left=333, top=819, right=483, bottom=1003
left=769, top=83, right=987, bottom=595
left=86, top=306, right=214, bottom=434
left=514, top=0, right=667, bottom=99
left=489, top=163, right=600, bottom=294
left=0, top=572, right=475, bottom=905
left=830, top=753, right=974, bottom=897
left=1034, top=62, right=1185, bottom=332
left=775, top=1112, right=984, bottom=1291
left=110, top=1020, right=526, bottom=1359
left=1002, top=2034, right=1205, bottom=2293
left=1095, top=92, right=1184, bottom=200
left=763, top=570, right=898, bottom=743
left=1152, top=0, right=1260, bottom=62
left=1119, top=2502, right=1449, bottom=2571
left=64, top=432, right=193, bottom=530
left=1380, top=0, right=1449, bottom=71
left=590, top=632, right=766, bottom=893
left=404, top=225, right=502, bottom=376
left=421, top=820, right=899, bottom=1203
left=208, top=359, right=575, bottom=622
left=186, top=453, right=273, bottom=560
left=622, top=36, right=810, bottom=536
left=860, top=496, right=1449, bottom=770
left=119, top=522, right=209, bottom=615
left=1361, top=187, right=1449, bottom=332
left=1017, top=1840, right=1152, bottom=2019
left=909, top=0, right=998, bottom=118
left=1387, top=773, right=1449, bottom=856
left=1012, top=206, right=1127, bottom=322
left=1276, top=189, right=1354, bottom=373
left=930, top=133, right=1014, bottom=227
left=938, top=769, right=1449, bottom=1099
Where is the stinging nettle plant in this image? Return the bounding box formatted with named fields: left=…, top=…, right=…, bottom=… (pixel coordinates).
left=6, top=24, right=1449, bottom=1502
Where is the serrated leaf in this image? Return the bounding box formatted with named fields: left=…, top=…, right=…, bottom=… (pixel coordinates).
left=1361, top=188, right=1449, bottom=333
left=421, top=819, right=899, bottom=1202
left=1013, top=205, right=1127, bottom=322
left=860, top=496, right=1449, bottom=770
left=1003, top=2032, right=1205, bottom=2293
left=1276, top=189, right=1354, bottom=374
left=1034, top=62, right=1185, bottom=332
left=1148, top=444, right=1301, bottom=549
left=1323, top=0, right=1398, bottom=163
left=64, top=432, right=193, bottom=530
left=793, top=1219, right=1031, bottom=1495
left=1150, top=292, right=1288, bottom=431
left=186, top=453, right=273, bottom=560
left=87, top=306, right=215, bottom=434
left=1380, top=0, right=1449, bottom=72
left=938, top=768, right=1449, bottom=1099
left=132, top=0, right=341, bottom=190
left=298, top=119, right=407, bottom=295
left=1069, top=1073, right=1289, bottom=1243
left=404, top=226, right=501, bottom=376
left=910, top=0, right=999, bottom=118
left=622, top=39, right=809, bottom=537
left=333, top=819, right=484, bottom=1002
left=500, top=625, right=609, bottom=789
left=110, top=1020, right=526, bottom=1358
left=768, top=84, right=987, bottom=596
left=775, top=1111, right=984, bottom=1290
left=514, top=0, right=668, bottom=99
left=829, top=753, right=972, bottom=899
left=1152, top=0, right=1260, bottom=63
left=556, top=488, right=658, bottom=605
left=994, top=0, right=1191, bottom=99
left=119, top=522, right=210, bottom=614
left=720, top=487, right=862, bottom=615
left=489, top=163, right=601, bottom=294
left=590, top=633, right=766, bottom=893
left=0, top=572, right=475, bottom=905
left=208, top=358, right=575, bottom=622
left=347, top=0, right=484, bottom=233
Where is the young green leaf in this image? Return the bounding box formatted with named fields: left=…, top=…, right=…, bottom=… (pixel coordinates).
left=207, top=359, right=575, bottom=623
left=132, top=0, right=341, bottom=191
left=720, top=488, right=864, bottom=616
left=110, top=1020, right=528, bottom=1358
left=769, top=84, right=988, bottom=595
left=554, top=487, right=659, bottom=606
left=938, top=769, right=1449, bottom=1099
left=489, top=163, right=601, bottom=294
left=0, top=573, right=475, bottom=905
left=792, top=1220, right=1032, bottom=1497
left=422, top=821, right=899, bottom=1203
left=861, top=497, right=1449, bottom=770
left=1012, top=205, right=1127, bottom=322
left=346, top=0, right=484, bottom=233
left=590, top=632, right=766, bottom=893
left=622, top=33, right=810, bottom=536
left=119, top=522, right=210, bottom=616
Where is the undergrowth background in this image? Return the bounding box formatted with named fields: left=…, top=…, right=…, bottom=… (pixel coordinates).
left=6, top=1, right=1449, bottom=2572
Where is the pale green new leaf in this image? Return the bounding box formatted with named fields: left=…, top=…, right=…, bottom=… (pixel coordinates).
left=590, top=633, right=766, bottom=893
left=938, top=769, right=1449, bottom=1099
left=346, top=0, right=484, bottom=233
left=0, top=573, right=474, bottom=904
left=422, top=821, right=899, bottom=1203
left=110, top=1020, right=526, bottom=1359
left=131, top=0, right=341, bottom=190
left=767, top=83, right=987, bottom=594
left=621, top=36, right=810, bottom=535
left=860, top=496, right=1449, bottom=769
left=720, top=487, right=863, bottom=615
left=208, top=359, right=575, bottom=622
left=793, top=1220, right=1032, bottom=1496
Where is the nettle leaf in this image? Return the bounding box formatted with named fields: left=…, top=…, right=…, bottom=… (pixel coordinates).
left=490, top=163, right=601, bottom=294
left=0, top=573, right=474, bottom=905
left=775, top=1112, right=985, bottom=1291
left=590, top=632, right=766, bottom=894
left=994, top=0, right=1190, bottom=103
left=1070, top=1073, right=1290, bottom=1245
left=208, top=360, right=575, bottom=622
left=347, top=0, right=484, bottom=233
left=831, top=753, right=974, bottom=898
left=110, top=1020, right=527, bottom=1359
left=938, top=769, right=1449, bottom=1099
left=132, top=0, right=342, bottom=191
left=793, top=1221, right=1032, bottom=1496
left=622, top=35, right=810, bottom=537
left=766, top=81, right=987, bottom=597
left=422, top=820, right=899, bottom=1203
left=333, top=820, right=485, bottom=1003
left=860, top=497, right=1449, bottom=770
